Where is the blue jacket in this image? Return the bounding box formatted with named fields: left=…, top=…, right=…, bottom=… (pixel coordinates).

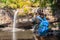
left=36, top=16, right=49, bottom=36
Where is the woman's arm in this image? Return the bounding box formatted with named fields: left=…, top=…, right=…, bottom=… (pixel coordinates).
left=32, top=17, right=40, bottom=25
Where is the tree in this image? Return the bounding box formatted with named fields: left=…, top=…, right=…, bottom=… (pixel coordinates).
left=39, top=0, right=56, bottom=8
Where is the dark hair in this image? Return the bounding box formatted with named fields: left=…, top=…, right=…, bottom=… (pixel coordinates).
left=37, top=8, right=44, bottom=15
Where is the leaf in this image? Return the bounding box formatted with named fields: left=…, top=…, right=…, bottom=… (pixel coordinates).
left=0, top=3, right=6, bottom=8
left=1, top=0, right=7, bottom=3
left=8, top=3, right=17, bottom=9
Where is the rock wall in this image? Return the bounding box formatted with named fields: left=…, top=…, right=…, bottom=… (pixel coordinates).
left=43, top=7, right=58, bottom=22
left=0, top=7, right=60, bottom=27
left=0, top=9, right=12, bottom=25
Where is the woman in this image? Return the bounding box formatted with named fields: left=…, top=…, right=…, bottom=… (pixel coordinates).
left=32, top=9, right=49, bottom=40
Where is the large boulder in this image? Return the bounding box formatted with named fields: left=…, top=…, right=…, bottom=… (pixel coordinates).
left=0, top=9, right=12, bottom=25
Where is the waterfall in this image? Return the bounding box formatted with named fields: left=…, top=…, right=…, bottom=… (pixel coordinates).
left=12, top=10, right=19, bottom=40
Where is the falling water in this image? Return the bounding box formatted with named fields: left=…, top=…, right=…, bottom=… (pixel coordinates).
left=13, top=10, right=18, bottom=40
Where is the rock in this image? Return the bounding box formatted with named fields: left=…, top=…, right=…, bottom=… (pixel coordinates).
left=43, top=7, right=57, bottom=22
left=0, top=9, right=12, bottom=25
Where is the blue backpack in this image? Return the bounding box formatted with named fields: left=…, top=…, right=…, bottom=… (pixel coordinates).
left=36, top=16, right=49, bottom=36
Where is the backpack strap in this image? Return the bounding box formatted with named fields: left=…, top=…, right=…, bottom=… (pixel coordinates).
left=36, top=16, right=43, bottom=22
left=36, top=16, right=47, bottom=21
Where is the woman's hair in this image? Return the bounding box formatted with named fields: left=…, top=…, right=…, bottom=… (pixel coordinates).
left=37, top=8, right=44, bottom=16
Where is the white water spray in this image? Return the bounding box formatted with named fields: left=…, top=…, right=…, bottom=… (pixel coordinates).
left=13, top=10, right=19, bottom=40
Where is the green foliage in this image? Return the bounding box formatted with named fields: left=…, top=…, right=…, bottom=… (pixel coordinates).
left=30, top=0, right=39, bottom=3
left=39, top=0, right=56, bottom=9
left=0, top=0, right=56, bottom=16
left=0, top=3, right=6, bottom=8
left=1, top=0, right=7, bottom=3
left=39, top=0, right=46, bottom=8
left=0, top=0, right=40, bottom=9
left=24, top=8, right=28, bottom=14
left=0, top=0, right=56, bottom=17
left=0, top=0, right=56, bottom=9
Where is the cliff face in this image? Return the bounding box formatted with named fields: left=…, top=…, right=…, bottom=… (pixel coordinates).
left=0, top=7, right=60, bottom=27
left=43, top=7, right=59, bottom=23
left=0, top=8, right=33, bottom=27
left=0, top=9, right=12, bottom=25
